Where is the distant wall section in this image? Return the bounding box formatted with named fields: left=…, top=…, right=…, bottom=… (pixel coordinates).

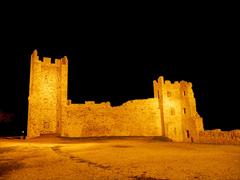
left=199, top=129, right=240, bottom=145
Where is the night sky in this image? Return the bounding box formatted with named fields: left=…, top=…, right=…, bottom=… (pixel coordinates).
left=0, top=10, right=238, bottom=134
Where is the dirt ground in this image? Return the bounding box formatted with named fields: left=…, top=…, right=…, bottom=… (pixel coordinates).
left=0, top=136, right=239, bottom=180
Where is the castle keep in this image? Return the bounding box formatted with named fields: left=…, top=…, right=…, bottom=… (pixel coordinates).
left=27, top=50, right=204, bottom=142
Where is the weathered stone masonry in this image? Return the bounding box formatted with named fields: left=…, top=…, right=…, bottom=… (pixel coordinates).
left=27, top=50, right=204, bottom=142
left=199, top=129, right=240, bottom=145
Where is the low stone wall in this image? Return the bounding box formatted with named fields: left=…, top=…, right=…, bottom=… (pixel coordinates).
left=199, top=129, right=240, bottom=145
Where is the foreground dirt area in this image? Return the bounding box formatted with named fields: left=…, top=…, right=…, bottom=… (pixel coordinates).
left=0, top=136, right=239, bottom=180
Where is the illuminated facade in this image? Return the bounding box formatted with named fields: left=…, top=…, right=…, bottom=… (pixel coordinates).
left=27, top=50, right=204, bottom=142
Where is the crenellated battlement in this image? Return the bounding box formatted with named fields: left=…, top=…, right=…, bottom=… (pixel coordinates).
left=158, top=77, right=192, bottom=88
left=31, top=49, right=68, bottom=66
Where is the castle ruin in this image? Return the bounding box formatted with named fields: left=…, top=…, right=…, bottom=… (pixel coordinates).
left=27, top=50, right=204, bottom=142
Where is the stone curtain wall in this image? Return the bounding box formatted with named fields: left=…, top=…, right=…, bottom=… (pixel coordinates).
left=199, top=129, right=240, bottom=145
left=61, top=98, right=162, bottom=137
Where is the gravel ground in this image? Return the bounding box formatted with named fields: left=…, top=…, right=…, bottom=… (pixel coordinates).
left=0, top=136, right=239, bottom=180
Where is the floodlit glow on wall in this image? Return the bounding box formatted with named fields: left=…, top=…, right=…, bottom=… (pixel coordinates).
left=27, top=50, right=204, bottom=143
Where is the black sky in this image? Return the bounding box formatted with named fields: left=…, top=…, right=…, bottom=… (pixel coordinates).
left=0, top=8, right=238, bottom=133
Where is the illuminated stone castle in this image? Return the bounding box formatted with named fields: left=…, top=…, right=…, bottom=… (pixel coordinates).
left=27, top=50, right=204, bottom=142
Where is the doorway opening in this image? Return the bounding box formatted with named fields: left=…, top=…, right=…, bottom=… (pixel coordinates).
left=186, top=130, right=190, bottom=138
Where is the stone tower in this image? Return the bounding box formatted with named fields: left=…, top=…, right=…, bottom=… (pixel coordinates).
left=27, top=50, right=68, bottom=138
left=153, top=76, right=204, bottom=142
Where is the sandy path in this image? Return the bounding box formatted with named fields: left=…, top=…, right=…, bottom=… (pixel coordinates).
left=0, top=137, right=239, bottom=179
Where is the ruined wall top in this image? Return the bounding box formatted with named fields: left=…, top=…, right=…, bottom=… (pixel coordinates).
left=154, top=76, right=193, bottom=90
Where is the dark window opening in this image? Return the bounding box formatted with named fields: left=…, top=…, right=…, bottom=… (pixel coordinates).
left=183, top=108, right=186, bottom=114
left=183, top=91, right=186, bottom=96
left=186, top=130, right=190, bottom=138
left=167, top=91, right=171, bottom=97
